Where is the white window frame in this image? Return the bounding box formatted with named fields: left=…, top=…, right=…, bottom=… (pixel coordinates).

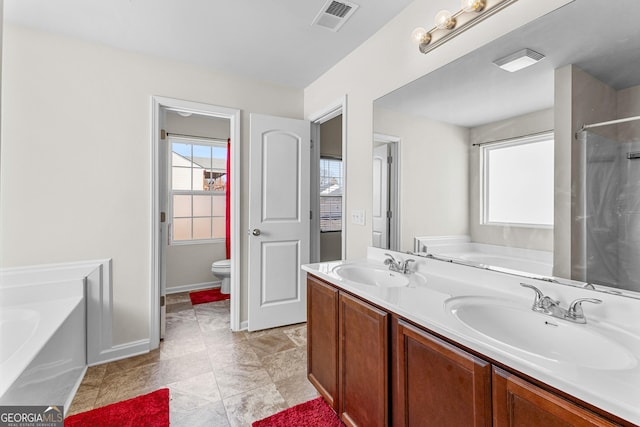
left=169, top=136, right=228, bottom=245
left=481, top=132, right=554, bottom=229
left=319, top=156, right=343, bottom=233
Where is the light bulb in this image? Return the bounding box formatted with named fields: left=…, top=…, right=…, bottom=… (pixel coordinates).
left=434, top=10, right=455, bottom=30
left=461, top=0, right=485, bottom=13
left=411, top=27, right=428, bottom=43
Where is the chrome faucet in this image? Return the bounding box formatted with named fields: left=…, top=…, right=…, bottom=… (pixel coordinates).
left=566, top=298, right=603, bottom=323
left=384, top=253, right=415, bottom=274
left=520, top=283, right=603, bottom=324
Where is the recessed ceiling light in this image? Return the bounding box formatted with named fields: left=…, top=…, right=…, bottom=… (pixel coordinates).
left=493, top=48, right=545, bottom=72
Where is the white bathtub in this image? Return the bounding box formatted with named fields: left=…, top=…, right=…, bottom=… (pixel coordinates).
left=414, top=236, right=553, bottom=276
left=0, top=278, right=86, bottom=411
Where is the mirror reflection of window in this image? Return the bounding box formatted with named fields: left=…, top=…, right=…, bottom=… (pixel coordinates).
left=482, top=133, right=554, bottom=227
left=319, top=157, right=343, bottom=232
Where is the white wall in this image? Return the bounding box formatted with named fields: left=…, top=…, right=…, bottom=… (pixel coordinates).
left=374, top=107, right=469, bottom=251
left=0, top=0, right=3, bottom=147
left=469, top=108, right=554, bottom=251
left=0, top=24, right=303, bottom=345
left=304, top=0, right=572, bottom=259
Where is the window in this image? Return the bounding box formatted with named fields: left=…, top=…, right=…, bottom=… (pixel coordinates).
left=482, top=133, right=554, bottom=227
left=170, top=137, right=227, bottom=243
left=319, top=158, right=343, bottom=232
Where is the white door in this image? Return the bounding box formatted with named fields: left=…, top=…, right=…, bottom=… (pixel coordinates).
left=248, top=113, right=310, bottom=331
left=372, top=144, right=389, bottom=249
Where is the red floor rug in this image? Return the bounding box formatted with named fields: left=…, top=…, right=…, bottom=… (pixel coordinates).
left=65, top=388, right=169, bottom=427
left=252, top=397, right=345, bottom=427
left=189, top=287, right=230, bottom=305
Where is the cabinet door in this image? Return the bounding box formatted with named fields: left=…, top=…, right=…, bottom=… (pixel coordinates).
left=493, top=367, right=618, bottom=427
left=394, top=319, right=492, bottom=427
left=307, top=275, right=339, bottom=409
left=339, top=292, right=389, bottom=427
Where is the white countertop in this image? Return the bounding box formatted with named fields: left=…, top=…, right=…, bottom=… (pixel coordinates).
left=302, top=247, right=640, bottom=425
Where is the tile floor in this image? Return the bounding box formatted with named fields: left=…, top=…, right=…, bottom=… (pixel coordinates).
left=67, top=292, right=319, bottom=426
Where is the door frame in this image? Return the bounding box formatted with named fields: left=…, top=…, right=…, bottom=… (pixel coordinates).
left=309, top=95, right=348, bottom=262
left=150, top=96, right=241, bottom=349
left=373, top=133, right=401, bottom=251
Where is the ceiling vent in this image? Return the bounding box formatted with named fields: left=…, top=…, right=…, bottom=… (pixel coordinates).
left=312, top=0, right=359, bottom=32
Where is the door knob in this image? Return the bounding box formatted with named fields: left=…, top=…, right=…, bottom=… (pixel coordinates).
left=252, top=229, right=261, bottom=236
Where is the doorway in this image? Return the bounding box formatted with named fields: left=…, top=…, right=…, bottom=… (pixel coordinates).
left=310, top=98, right=347, bottom=263
left=372, top=133, right=400, bottom=250
left=151, top=96, right=241, bottom=349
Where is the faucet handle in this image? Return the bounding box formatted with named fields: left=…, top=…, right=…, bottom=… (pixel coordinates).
left=567, top=298, right=603, bottom=322
left=402, top=259, right=416, bottom=274
left=383, top=253, right=396, bottom=265
left=520, top=283, right=544, bottom=306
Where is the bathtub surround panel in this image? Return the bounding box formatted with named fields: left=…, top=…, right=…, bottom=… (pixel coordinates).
left=0, top=259, right=123, bottom=365
left=414, top=235, right=553, bottom=276
left=0, top=278, right=86, bottom=411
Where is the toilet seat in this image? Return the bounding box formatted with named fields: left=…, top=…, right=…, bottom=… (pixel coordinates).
left=211, top=259, right=231, bottom=272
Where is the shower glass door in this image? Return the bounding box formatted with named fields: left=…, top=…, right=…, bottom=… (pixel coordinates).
left=578, top=127, right=640, bottom=291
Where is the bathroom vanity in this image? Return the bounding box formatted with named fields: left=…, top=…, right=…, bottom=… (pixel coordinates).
left=303, top=248, right=640, bottom=427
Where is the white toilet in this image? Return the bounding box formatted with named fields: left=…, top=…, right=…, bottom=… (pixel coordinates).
left=211, top=259, right=231, bottom=294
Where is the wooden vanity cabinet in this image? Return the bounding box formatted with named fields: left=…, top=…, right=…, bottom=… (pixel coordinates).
left=492, top=367, right=619, bottom=427
left=339, top=291, right=389, bottom=427
left=307, top=274, right=628, bottom=427
left=307, top=275, right=389, bottom=427
left=393, top=318, right=492, bottom=427
left=307, top=274, right=339, bottom=410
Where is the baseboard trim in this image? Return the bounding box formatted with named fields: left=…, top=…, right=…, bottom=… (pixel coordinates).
left=89, top=339, right=151, bottom=366
left=239, top=320, right=249, bottom=331
left=166, top=281, right=220, bottom=294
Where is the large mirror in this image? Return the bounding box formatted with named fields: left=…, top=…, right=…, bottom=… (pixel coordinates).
left=373, top=0, right=640, bottom=294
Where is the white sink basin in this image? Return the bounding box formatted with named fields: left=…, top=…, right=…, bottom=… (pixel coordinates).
left=446, top=296, right=637, bottom=370
left=332, top=264, right=426, bottom=288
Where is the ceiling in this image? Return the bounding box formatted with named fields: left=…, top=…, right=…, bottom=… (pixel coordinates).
left=376, top=0, right=640, bottom=128
left=3, top=0, right=414, bottom=89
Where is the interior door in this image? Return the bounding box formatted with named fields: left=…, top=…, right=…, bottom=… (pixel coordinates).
left=248, top=113, right=310, bottom=331
left=372, top=144, right=389, bottom=249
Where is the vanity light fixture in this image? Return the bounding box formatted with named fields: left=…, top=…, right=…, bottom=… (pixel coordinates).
left=412, top=0, right=519, bottom=54
left=493, top=48, right=545, bottom=72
